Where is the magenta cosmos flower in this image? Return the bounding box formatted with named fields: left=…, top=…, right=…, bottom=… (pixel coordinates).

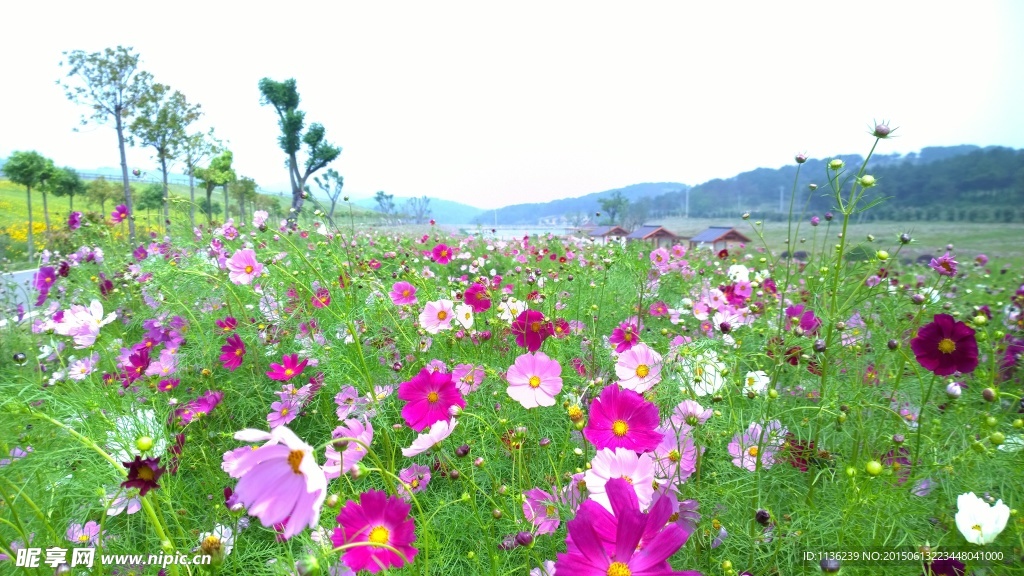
left=226, top=248, right=264, bottom=285
left=223, top=426, right=327, bottom=540
left=332, top=489, right=418, bottom=573
left=463, top=282, right=491, bottom=313
left=584, top=384, right=664, bottom=453
left=111, top=204, right=129, bottom=224
left=585, top=447, right=656, bottom=511
left=911, top=314, right=978, bottom=376
left=609, top=319, right=642, bottom=353
left=615, top=343, right=663, bottom=393
left=389, top=281, right=417, bottom=306
left=398, top=368, right=465, bottom=432
left=929, top=252, right=958, bottom=277
left=506, top=352, right=563, bottom=409
left=512, top=310, right=554, bottom=352
left=557, top=478, right=700, bottom=576
left=431, top=243, right=454, bottom=264
left=220, top=333, right=246, bottom=371
left=523, top=487, right=561, bottom=535
left=267, top=353, right=309, bottom=381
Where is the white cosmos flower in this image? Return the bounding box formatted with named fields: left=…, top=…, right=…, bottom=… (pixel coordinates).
left=496, top=297, right=527, bottom=323
left=677, top=350, right=727, bottom=397
left=743, top=371, right=770, bottom=395
left=199, top=524, right=234, bottom=561
left=454, top=303, right=474, bottom=329
left=955, top=492, right=1009, bottom=545
left=106, top=409, right=167, bottom=462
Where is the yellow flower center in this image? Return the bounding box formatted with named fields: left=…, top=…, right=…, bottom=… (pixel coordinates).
left=546, top=504, right=556, bottom=515
left=972, top=524, right=982, bottom=532
left=368, top=525, right=390, bottom=545
left=137, top=466, right=154, bottom=481
left=427, top=391, right=440, bottom=403
left=635, top=364, right=650, bottom=378
left=567, top=406, right=583, bottom=421
left=620, top=475, right=633, bottom=484
left=747, top=446, right=759, bottom=457
left=78, top=534, right=89, bottom=542
left=623, top=332, right=633, bottom=342
left=668, top=449, right=681, bottom=462
left=201, top=535, right=222, bottom=555
left=437, top=310, right=448, bottom=321
left=612, top=420, right=629, bottom=437
left=287, top=450, right=304, bottom=474
left=284, top=368, right=294, bottom=377
left=402, top=289, right=410, bottom=297
left=244, top=265, right=254, bottom=274
left=607, top=562, right=631, bottom=576
left=528, top=376, right=541, bottom=388
left=235, top=348, right=243, bottom=356
left=938, top=338, right=956, bottom=354
left=280, top=408, right=290, bottom=417
left=531, top=321, right=543, bottom=333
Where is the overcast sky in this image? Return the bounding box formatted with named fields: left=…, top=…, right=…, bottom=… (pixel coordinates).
left=2, top=1, right=1022, bottom=210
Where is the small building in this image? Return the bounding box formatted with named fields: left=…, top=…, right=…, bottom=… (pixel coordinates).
left=588, top=225, right=629, bottom=244
left=625, top=225, right=679, bottom=249
left=688, top=226, right=751, bottom=252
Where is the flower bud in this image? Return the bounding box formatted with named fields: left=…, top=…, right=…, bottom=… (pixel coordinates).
left=887, top=339, right=900, bottom=350
left=456, top=444, right=471, bottom=457
left=810, top=216, right=820, bottom=227
left=136, top=436, right=154, bottom=452
left=828, top=159, right=845, bottom=171
left=474, top=457, right=485, bottom=467
left=982, top=388, right=996, bottom=402
left=492, top=508, right=503, bottom=519
left=820, top=558, right=842, bottom=573
left=326, top=494, right=340, bottom=508
left=911, top=294, right=926, bottom=305
left=892, top=434, right=905, bottom=444
left=795, top=153, right=808, bottom=164
left=824, top=212, right=834, bottom=221
left=813, top=339, right=826, bottom=353
left=13, top=352, right=27, bottom=365
left=449, top=469, right=460, bottom=480
left=539, top=438, right=552, bottom=448
left=859, top=175, right=876, bottom=187
left=899, top=233, right=912, bottom=244
left=808, top=183, right=818, bottom=191
left=945, top=383, right=962, bottom=399
left=876, top=250, right=890, bottom=261
left=515, top=531, right=534, bottom=547
left=295, top=555, right=320, bottom=576
left=873, top=123, right=892, bottom=138
left=755, top=509, right=771, bottom=525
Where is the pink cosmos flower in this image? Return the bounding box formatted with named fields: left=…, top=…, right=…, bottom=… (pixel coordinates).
left=669, top=400, right=712, bottom=430
left=226, top=248, right=263, bottom=285
left=67, top=521, right=104, bottom=546
left=53, top=300, right=116, bottom=348
left=584, top=447, right=656, bottom=512
left=402, top=419, right=458, bottom=457
left=729, top=421, right=788, bottom=471
left=267, top=353, right=309, bottom=381
left=418, top=299, right=455, bottom=333
left=397, top=463, right=431, bottom=501
left=431, top=243, right=454, bottom=264
left=451, top=363, right=485, bottom=395
left=311, top=288, right=331, bottom=308
left=268, top=398, right=301, bottom=428
left=506, top=351, right=563, bottom=409
left=390, top=281, right=417, bottom=306
left=324, top=418, right=374, bottom=479
left=253, top=210, right=269, bottom=228
left=332, top=490, right=418, bottom=573
left=173, top=390, right=224, bottom=425
left=614, top=343, right=662, bottom=393
left=398, top=368, right=465, bottom=432
left=511, top=310, right=553, bottom=352
left=583, top=384, right=663, bottom=453
left=68, top=211, right=82, bottom=230
left=523, top=487, right=561, bottom=535
left=653, top=426, right=699, bottom=487
left=223, top=426, right=327, bottom=540
left=220, top=333, right=246, bottom=371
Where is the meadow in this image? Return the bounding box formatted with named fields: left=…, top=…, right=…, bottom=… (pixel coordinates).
left=1, top=133, right=1023, bottom=576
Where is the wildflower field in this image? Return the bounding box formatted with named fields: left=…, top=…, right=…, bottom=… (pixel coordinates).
left=1, top=131, right=1023, bottom=576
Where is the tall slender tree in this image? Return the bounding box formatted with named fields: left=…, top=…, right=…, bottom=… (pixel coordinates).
left=230, top=177, right=258, bottom=218
left=258, top=78, right=340, bottom=224
left=195, top=150, right=235, bottom=225
left=180, top=130, right=217, bottom=228
left=2, top=151, right=55, bottom=262
left=130, top=84, right=202, bottom=232
left=49, top=167, right=87, bottom=211
left=60, top=46, right=156, bottom=243
left=313, top=168, right=344, bottom=226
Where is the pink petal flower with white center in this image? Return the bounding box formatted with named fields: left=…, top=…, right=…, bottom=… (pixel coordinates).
left=506, top=351, right=563, bottom=409
left=584, top=447, right=655, bottom=512
left=614, top=343, right=662, bottom=393
left=418, top=299, right=455, bottom=334
left=223, top=426, right=327, bottom=540
left=226, top=248, right=263, bottom=285
left=402, top=419, right=458, bottom=457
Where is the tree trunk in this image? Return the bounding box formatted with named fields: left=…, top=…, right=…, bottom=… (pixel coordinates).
left=188, top=171, right=196, bottom=229
left=206, top=185, right=214, bottom=225
left=69, top=194, right=74, bottom=211
left=115, top=111, right=137, bottom=243
left=41, top=189, right=52, bottom=235
left=328, top=198, right=338, bottom=227
left=223, top=184, right=230, bottom=223
left=25, top=186, right=34, bottom=263
left=160, top=156, right=170, bottom=234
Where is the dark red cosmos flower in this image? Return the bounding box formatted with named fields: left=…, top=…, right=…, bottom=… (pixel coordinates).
left=511, top=310, right=553, bottom=352
left=122, top=456, right=166, bottom=496
left=910, top=314, right=978, bottom=376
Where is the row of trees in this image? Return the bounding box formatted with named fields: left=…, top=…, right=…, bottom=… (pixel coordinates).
left=372, top=191, right=433, bottom=225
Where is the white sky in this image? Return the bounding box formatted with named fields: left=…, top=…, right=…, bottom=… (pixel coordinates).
left=2, top=1, right=1022, bottom=210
